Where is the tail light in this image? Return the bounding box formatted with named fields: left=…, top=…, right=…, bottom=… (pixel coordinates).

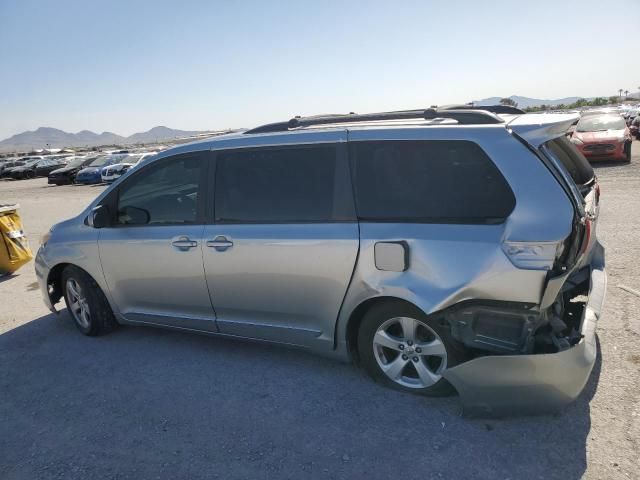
left=502, top=241, right=563, bottom=270
left=579, top=217, right=592, bottom=256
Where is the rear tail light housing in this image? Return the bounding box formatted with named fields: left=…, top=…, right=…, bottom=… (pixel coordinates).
left=502, top=241, right=564, bottom=270
left=579, top=217, right=592, bottom=256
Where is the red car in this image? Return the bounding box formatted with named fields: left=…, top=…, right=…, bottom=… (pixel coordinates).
left=570, top=114, right=632, bottom=162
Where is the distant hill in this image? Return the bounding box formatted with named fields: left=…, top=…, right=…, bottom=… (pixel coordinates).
left=0, top=126, right=207, bottom=152
left=473, top=95, right=582, bottom=108
left=126, top=126, right=202, bottom=144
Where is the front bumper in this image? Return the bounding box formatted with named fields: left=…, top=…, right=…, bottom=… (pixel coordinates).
left=443, top=242, right=606, bottom=417
left=35, top=247, right=56, bottom=313
left=75, top=174, right=102, bottom=184
left=577, top=142, right=626, bottom=160
left=48, top=176, right=71, bottom=185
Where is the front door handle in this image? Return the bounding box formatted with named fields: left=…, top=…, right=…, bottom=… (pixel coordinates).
left=172, top=236, right=198, bottom=250
left=207, top=236, right=233, bottom=251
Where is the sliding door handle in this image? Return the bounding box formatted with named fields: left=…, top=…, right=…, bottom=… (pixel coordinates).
left=172, top=236, right=198, bottom=250
left=207, top=236, right=233, bottom=251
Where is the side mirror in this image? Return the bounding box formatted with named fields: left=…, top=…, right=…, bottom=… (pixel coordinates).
left=118, top=205, right=150, bottom=225
left=91, top=205, right=110, bottom=228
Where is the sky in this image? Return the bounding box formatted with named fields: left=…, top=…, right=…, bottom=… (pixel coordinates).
left=1, top=0, right=638, bottom=140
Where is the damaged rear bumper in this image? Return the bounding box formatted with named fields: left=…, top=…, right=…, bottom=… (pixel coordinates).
left=443, top=241, right=606, bottom=417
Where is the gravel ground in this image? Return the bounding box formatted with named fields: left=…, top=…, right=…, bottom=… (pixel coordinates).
left=1, top=147, right=639, bottom=480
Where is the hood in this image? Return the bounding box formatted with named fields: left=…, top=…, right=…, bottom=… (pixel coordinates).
left=574, top=129, right=626, bottom=142
left=104, top=163, right=133, bottom=170
left=50, top=165, right=79, bottom=175
left=77, top=167, right=101, bottom=175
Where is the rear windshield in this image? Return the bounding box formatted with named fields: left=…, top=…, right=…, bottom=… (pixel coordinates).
left=543, top=136, right=594, bottom=186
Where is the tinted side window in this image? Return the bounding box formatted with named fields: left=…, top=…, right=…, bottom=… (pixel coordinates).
left=543, top=136, right=594, bottom=186
left=350, top=140, right=515, bottom=223
left=215, top=145, right=353, bottom=223
left=117, top=155, right=204, bottom=225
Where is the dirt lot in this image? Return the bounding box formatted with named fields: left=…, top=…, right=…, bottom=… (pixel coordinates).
left=1, top=148, right=639, bottom=480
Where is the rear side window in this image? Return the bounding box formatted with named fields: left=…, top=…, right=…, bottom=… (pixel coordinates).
left=543, top=136, right=594, bottom=186
left=215, top=145, right=354, bottom=223
left=350, top=140, right=515, bottom=223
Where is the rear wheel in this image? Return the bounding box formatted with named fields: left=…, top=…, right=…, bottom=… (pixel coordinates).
left=62, top=266, right=117, bottom=336
left=357, top=302, right=467, bottom=396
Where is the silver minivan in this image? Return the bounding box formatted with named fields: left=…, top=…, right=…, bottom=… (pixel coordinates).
left=35, top=107, right=606, bottom=416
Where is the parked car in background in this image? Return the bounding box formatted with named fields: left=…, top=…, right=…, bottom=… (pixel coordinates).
left=48, top=156, right=94, bottom=185
left=624, top=108, right=639, bottom=125
left=570, top=113, right=632, bottom=162
left=75, top=154, right=128, bottom=184
left=101, top=152, right=157, bottom=183
left=36, top=107, right=605, bottom=416
left=0, top=158, right=25, bottom=177
left=9, top=157, right=57, bottom=179
left=34, top=157, right=71, bottom=178
left=631, top=116, right=640, bottom=140
left=1, top=156, right=41, bottom=178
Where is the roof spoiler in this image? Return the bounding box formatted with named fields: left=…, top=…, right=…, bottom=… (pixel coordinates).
left=508, top=113, right=580, bottom=147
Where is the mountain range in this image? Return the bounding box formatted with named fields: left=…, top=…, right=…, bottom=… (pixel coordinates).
left=0, top=126, right=207, bottom=152
left=473, top=95, right=582, bottom=108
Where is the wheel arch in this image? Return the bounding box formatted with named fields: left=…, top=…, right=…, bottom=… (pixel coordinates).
left=46, top=262, right=72, bottom=305
left=345, top=296, right=427, bottom=364
left=46, top=262, right=111, bottom=311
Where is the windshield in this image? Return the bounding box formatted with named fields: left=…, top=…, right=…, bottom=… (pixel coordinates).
left=124, top=154, right=142, bottom=164
left=107, top=154, right=130, bottom=165
left=21, top=159, right=41, bottom=167
left=88, top=155, right=109, bottom=167
left=577, top=115, right=626, bottom=132
left=66, top=157, right=87, bottom=168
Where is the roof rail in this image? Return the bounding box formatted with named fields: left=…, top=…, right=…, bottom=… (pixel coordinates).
left=244, top=108, right=504, bottom=134
left=442, top=104, right=526, bottom=115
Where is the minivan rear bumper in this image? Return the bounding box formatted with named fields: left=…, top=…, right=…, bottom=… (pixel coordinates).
left=443, top=241, right=606, bottom=417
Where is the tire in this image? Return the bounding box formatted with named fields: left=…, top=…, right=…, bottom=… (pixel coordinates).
left=357, top=301, right=467, bottom=396
left=624, top=141, right=632, bottom=162
left=61, top=265, right=117, bottom=336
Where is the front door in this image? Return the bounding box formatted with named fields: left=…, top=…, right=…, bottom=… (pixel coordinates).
left=98, top=151, right=217, bottom=331
left=202, top=143, right=359, bottom=347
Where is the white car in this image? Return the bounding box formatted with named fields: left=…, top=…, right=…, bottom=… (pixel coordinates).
left=101, top=152, right=156, bottom=183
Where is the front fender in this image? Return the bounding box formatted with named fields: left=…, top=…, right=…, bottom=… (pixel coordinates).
left=35, top=221, right=118, bottom=316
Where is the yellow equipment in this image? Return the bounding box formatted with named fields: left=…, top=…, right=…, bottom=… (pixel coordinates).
left=0, top=204, right=33, bottom=275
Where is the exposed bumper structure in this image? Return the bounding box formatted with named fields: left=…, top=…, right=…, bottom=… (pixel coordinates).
left=443, top=242, right=606, bottom=417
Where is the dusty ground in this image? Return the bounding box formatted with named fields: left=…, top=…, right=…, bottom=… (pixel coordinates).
left=0, top=148, right=639, bottom=480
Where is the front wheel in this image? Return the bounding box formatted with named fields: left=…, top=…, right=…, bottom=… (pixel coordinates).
left=357, top=302, right=467, bottom=396
left=62, top=266, right=117, bottom=336
left=624, top=141, right=632, bottom=162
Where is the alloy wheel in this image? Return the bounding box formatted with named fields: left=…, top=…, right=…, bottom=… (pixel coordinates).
left=66, top=278, right=91, bottom=329
left=372, top=316, right=447, bottom=389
